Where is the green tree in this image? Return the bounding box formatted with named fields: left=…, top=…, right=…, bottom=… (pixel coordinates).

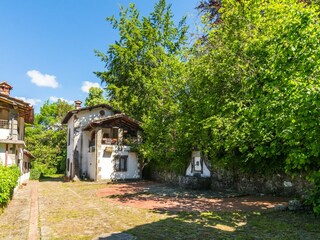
left=186, top=0, right=320, bottom=212
left=84, top=87, right=108, bottom=107
left=35, top=99, right=73, bottom=128
left=26, top=100, right=73, bottom=176
left=95, top=0, right=189, bottom=172
left=95, top=0, right=187, bottom=120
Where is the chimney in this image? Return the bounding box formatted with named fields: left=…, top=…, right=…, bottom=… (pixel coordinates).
left=74, top=100, right=82, bottom=110
left=0, top=82, right=13, bottom=96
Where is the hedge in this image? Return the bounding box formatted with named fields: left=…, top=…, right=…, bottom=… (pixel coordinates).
left=0, top=165, right=20, bottom=207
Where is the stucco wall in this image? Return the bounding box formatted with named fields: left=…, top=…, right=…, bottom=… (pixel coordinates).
left=0, top=143, right=19, bottom=166
left=0, top=129, right=10, bottom=139
left=97, top=146, right=140, bottom=181
left=87, top=152, right=96, bottom=179
left=66, top=107, right=113, bottom=178
left=0, top=144, right=5, bottom=165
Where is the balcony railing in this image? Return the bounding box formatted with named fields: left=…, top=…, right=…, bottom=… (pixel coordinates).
left=0, top=120, right=9, bottom=129
left=102, top=138, right=118, bottom=145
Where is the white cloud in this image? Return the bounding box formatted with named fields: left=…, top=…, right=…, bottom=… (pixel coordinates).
left=49, top=96, right=73, bottom=104
left=81, top=81, right=101, bottom=93
left=27, top=70, right=59, bottom=88
left=15, top=97, right=42, bottom=106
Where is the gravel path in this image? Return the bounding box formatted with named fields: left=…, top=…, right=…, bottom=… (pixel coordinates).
left=0, top=181, right=35, bottom=240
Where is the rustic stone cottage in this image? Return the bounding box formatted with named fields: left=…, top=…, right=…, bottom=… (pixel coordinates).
left=61, top=101, right=142, bottom=181
left=0, top=81, right=34, bottom=184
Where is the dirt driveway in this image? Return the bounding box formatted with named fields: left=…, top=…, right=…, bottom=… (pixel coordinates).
left=96, top=181, right=288, bottom=212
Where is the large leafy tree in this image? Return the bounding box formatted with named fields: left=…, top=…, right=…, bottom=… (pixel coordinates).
left=185, top=0, right=320, bottom=211
left=95, top=0, right=190, bottom=172
left=95, top=0, right=187, bottom=120
left=25, top=100, right=73, bottom=175
left=84, top=87, right=108, bottom=107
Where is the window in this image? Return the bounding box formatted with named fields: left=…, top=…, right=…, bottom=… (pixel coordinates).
left=114, top=155, right=128, bottom=172
left=10, top=145, right=16, bottom=154
left=24, top=162, right=29, bottom=172
left=89, top=131, right=96, bottom=152
left=102, top=132, right=112, bottom=145
left=103, top=133, right=110, bottom=138
left=99, top=110, right=105, bottom=116
left=0, top=109, right=9, bottom=129
left=112, top=128, right=118, bottom=139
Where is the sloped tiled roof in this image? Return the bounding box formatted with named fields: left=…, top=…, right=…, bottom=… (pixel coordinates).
left=61, top=104, right=120, bottom=124
left=83, top=113, right=141, bottom=131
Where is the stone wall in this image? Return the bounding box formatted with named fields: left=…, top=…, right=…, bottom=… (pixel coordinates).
left=151, top=169, right=311, bottom=196
left=211, top=169, right=310, bottom=196
left=178, top=176, right=211, bottom=190
left=151, top=171, right=180, bottom=185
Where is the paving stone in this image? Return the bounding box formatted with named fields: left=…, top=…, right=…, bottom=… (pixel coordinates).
left=0, top=183, right=33, bottom=239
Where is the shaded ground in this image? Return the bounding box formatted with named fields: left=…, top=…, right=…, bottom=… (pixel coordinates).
left=96, top=181, right=289, bottom=212
left=0, top=178, right=320, bottom=239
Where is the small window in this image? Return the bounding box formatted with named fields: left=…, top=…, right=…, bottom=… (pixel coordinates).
left=112, top=128, right=118, bottom=139
left=102, top=132, right=111, bottom=145
left=89, top=131, right=96, bottom=147
left=103, top=133, right=110, bottom=138
left=100, top=110, right=105, bottom=116
left=114, top=155, right=128, bottom=172
left=89, top=131, right=96, bottom=151
left=10, top=145, right=16, bottom=154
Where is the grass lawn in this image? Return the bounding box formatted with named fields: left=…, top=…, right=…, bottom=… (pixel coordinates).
left=127, top=211, right=320, bottom=240
left=35, top=178, right=320, bottom=240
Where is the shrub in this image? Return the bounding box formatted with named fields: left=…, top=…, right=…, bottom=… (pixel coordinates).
left=30, top=162, right=56, bottom=180
left=305, top=172, right=320, bottom=215
left=29, top=168, right=41, bottom=180
left=0, top=165, right=20, bottom=207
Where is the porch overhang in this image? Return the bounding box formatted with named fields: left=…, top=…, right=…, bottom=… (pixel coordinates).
left=0, top=94, right=34, bottom=124
left=0, top=139, right=26, bottom=147
left=23, top=149, right=35, bottom=159
left=83, top=113, right=142, bottom=132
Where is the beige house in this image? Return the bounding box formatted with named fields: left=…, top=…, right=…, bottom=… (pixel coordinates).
left=62, top=101, right=142, bottom=181
left=0, top=81, right=34, bottom=183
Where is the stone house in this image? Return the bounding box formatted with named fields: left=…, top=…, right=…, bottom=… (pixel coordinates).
left=61, top=101, right=142, bottom=181
left=0, top=81, right=34, bottom=184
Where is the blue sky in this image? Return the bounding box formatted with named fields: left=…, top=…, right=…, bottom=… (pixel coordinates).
left=0, top=0, right=199, bottom=113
